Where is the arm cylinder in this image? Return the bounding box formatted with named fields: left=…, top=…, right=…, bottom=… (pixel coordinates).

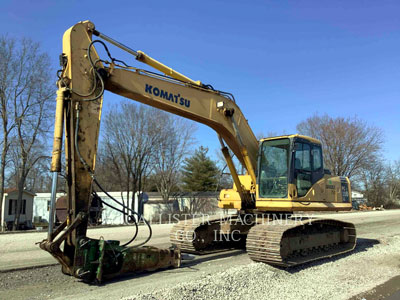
left=50, top=88, right=66, bottom=172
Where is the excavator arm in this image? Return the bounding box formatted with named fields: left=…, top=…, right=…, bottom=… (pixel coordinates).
left=40, top=20, right=258, bottom=282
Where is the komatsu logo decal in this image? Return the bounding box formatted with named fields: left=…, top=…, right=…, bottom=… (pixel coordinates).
left=145, top=84, right=191, bottom=108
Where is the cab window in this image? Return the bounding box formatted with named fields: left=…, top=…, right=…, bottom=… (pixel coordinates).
left=294, top=142, right=312, bottom=197
left=312, top=146, right=323, bottom=171
left=295, top=143, right=311, bottom=171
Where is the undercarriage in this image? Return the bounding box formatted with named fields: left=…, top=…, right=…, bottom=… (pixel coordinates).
left=170, top=214, right=356, bottom=267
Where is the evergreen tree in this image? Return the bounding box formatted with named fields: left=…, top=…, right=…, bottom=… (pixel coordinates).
left=181, top=146, right=219, bottom=192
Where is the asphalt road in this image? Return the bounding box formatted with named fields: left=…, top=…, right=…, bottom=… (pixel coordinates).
left=0, top=210, right=399, bottom=300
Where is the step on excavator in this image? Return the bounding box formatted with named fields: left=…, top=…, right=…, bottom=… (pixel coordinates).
left=40, top=21, right=356, bottom=283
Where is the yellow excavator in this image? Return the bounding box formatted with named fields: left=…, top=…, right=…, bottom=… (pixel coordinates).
left=40, top=21, right=356, bottom=282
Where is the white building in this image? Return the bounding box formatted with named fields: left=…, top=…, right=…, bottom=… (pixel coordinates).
left=351, top=190, right=366, bottom=209
left=33, top=192, right=66, bottom=223
left=1, top=189, right=35, bottom=230
left=352, top=190, right=364, bottom=199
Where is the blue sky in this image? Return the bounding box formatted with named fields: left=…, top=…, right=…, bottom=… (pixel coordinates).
left=1, top=0, right=399, bottom=162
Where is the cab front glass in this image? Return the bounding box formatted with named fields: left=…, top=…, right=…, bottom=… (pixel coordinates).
left=258, top=138, right=290, bottom=198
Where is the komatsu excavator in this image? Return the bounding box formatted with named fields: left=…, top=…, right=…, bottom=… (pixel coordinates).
left=40, top=21, right=356, bottom=283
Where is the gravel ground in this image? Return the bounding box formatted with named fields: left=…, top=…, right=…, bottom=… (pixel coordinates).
left=127, top=236, right=400, bottom=300
left=0, top=265, right=73, bottom=299
left=1, top=210, right=399, bottom=300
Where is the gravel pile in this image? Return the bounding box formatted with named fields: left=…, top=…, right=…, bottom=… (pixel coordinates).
left=126, top=236, right=400, bottom=300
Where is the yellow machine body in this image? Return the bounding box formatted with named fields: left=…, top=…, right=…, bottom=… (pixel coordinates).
left=219, top=134, right=352, bottom=212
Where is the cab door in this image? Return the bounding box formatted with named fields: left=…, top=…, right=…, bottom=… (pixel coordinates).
left=294, top=140, right=325, bottom=197
left=310, top=144, right=324, bottom=184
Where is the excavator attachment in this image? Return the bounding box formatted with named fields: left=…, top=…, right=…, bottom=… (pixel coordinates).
left=74, top=237, right=180, bottom=283
left=40, top=212, right=181, bottom=283
left=246, top=218, right=356, bottom=267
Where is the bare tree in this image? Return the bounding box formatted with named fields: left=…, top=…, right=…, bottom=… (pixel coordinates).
left=356, top=158, right=400, bottom=208
left=386, top=160, right=400, bottom=206
left=152, top=114, right=195, bottom=206
left=359, top=159, right=387, bottom=207
left=8, top=154, right=51, bottom=192
left=0, top=37, right=16, bottom=229
left=6, top=38, right=54, bottom=230
left=297, top=114, right=383, bottom=178
left=99, top=102, right=163, bottom=221
left=95, top=149, right=121, bottom=191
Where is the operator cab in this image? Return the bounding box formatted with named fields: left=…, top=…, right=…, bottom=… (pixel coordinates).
left=258, top=134, right=324, bottom=199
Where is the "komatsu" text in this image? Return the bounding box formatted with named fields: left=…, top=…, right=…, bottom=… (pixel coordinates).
left=145, top=84, right=191, bottom=108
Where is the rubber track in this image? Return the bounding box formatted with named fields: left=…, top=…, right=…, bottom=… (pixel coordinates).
left=246, top=218, right=356, bottom=267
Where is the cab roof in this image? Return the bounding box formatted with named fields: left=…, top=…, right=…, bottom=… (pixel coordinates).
left=260, top=134, right=321, bottom=145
